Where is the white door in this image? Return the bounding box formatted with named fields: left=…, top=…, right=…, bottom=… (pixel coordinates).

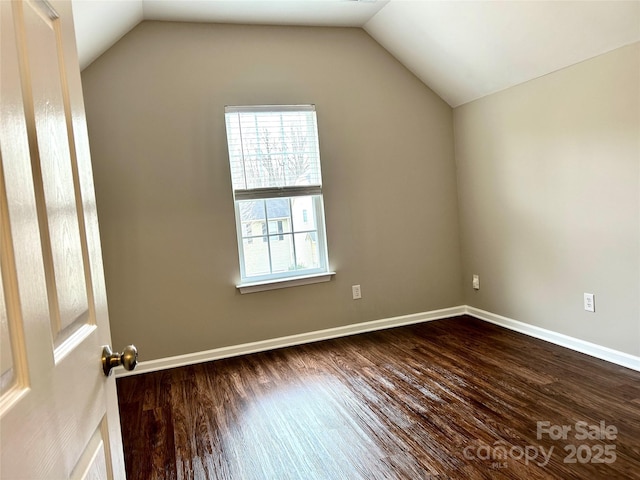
left=0, top=0, right=126, bottom=478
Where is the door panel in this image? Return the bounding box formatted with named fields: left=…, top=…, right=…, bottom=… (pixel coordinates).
left=18, top=0, right=92, bottom=352
left=0, top=1, right=125, bottom=478
left=70, top=419, right=110, bottom=480
left=0, top=166, right=29, bottom=405
left=0, top=45, right=31, bottom=417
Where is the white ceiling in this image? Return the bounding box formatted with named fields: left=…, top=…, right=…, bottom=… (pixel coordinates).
left=365, top=1, right=640, bottom=106
left=72, top=0, right=640, bottom=107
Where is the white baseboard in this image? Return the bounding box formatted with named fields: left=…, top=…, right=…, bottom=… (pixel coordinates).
left=115, top=305, right=466, bottom=377
left=115, top=304, right=640, bottom=377
left=465, top=306, right=640, bottom=372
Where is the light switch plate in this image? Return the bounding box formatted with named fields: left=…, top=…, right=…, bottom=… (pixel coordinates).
left=584, top=293, right=595, bottom=312
left=352, top=285, right=362, bottom=300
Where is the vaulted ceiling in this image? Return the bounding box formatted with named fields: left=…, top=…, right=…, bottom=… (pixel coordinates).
left=72, top=0, right=640, bottom=107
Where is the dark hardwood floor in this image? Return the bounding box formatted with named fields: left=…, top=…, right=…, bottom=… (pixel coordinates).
left=117, top=316, right=640, bottom=479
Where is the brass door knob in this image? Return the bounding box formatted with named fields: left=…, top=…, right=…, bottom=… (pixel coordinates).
left=102, top=345, right=138, bottom=376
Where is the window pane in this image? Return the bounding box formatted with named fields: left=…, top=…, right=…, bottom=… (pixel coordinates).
left=238, top=200, right=265, bottom=224
left=242, top=237, right=271, bottom=277
left=269, top=233, right=295, bottom=273
left=291, top=196, right=317, bottom=232
left=294, top=232, right=320, bottom=270
left=266, top=198, right=292, bottom=234
left=237, top=195, right=326, bottom=280
left=237, top=197, right=326, bottom=280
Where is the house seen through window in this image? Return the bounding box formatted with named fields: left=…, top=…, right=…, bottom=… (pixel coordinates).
left=225, top=105, right=330, bottom=285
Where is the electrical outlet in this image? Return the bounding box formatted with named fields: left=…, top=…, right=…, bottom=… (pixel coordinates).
left=584, top=293, right=595, bottom=312
left=352, top=285, right=362, bottom=300
left=472, top=275, right=480, bottom=290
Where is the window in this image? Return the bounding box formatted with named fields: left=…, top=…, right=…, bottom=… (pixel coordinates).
left=225, top=105, right=331, bottom=287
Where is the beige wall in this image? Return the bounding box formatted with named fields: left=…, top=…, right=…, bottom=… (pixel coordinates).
left=81, top=22, right=462, bottom=361
left=455, top=43, right=640, bottom=355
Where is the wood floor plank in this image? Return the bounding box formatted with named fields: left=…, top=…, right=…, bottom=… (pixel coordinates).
left=117, top=315, right=640, bottom=479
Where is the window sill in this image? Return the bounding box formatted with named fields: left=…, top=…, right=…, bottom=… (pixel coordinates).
left=237, top=272, right=336, bottom=294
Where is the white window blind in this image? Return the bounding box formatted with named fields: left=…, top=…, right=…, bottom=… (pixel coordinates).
left=225, top=105, right=322, bottom=200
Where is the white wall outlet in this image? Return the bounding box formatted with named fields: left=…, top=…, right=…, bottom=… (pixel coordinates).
left=472, top=275, right=480, bottom=290
left=584, top=293, right=595, bottom=312
left=352, top=285, right=362, bottom=300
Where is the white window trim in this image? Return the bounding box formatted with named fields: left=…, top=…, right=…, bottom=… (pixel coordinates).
left=237, top=271, right=336, bottom=294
